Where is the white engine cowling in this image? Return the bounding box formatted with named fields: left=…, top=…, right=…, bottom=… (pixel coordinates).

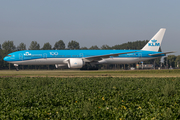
left=66, top=58, right=84, bottom=68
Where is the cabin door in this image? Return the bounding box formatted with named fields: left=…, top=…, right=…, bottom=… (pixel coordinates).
left=43, top=53, right=47, bottom=59
left=79, top=53, right=83, bottom=57
left=139, top=53, right=142, bottom=58
left=19, top=53, right=23, bottom=60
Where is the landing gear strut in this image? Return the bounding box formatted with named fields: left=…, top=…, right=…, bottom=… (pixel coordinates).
left=15, top=66, right=19, bottom=71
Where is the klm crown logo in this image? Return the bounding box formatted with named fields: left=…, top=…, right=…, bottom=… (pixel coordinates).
left=148, top=39, right=160, bottom=46
left=24, top=52, right=31, bottom=56
left=151, top=40, right=157, bottom=42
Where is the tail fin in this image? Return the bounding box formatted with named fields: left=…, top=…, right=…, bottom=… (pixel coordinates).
left=141, top=28, right=166, bottom=51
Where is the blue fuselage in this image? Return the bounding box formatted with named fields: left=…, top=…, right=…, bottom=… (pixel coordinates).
left=4, top=50, right=164, bottom=65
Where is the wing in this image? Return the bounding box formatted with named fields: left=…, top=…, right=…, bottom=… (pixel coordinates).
left=83, top=51, right=139, bottom=62
left=149, top=51, right=175, bottom=56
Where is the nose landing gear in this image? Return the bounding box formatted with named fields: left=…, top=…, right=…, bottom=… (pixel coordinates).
left=14, top=64, right=19, bottom=71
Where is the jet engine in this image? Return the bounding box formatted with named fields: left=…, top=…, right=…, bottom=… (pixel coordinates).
left=65, top=58, right=84, bottom=68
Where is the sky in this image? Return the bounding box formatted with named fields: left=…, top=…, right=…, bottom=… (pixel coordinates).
left=0, top=0, right=180, bottom=55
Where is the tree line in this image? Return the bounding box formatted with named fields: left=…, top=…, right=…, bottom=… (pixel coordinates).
left=0, top=40, right=179, bottom=70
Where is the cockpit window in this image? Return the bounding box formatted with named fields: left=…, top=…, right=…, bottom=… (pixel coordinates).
left=8, top=55, right=11, bottom=57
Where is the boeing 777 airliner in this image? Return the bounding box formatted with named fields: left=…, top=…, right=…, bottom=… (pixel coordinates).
left=4, top=28, right=174, bottom=70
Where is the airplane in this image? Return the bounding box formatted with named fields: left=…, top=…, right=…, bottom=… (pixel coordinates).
left=3, top=28, right=174, bottom=70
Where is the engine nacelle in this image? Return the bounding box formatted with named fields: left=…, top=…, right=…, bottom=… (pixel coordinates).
left=66, top=58, right=84, bottom=68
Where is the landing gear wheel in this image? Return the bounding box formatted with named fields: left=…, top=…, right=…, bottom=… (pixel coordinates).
left=80, top=64, right=98, bottom=70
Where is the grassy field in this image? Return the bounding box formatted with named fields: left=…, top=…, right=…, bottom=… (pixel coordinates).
left=1, top=70, right=180, bottom=119
left=0, top=77, right=180, bottom=119
left=0, top=69, right=180, bottom=77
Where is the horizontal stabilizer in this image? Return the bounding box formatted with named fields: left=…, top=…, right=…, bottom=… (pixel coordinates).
left=149, top=51, right=175, bottom=56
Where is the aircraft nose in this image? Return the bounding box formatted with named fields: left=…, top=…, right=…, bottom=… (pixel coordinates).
left=3, top=56, right=9, bottom=61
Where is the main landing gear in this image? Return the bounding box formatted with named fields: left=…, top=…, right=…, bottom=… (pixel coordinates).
left=80, top=63, right=99, bottom=70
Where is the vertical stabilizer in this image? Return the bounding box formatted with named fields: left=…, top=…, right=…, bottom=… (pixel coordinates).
left=141, top=28, right=166, bottom=51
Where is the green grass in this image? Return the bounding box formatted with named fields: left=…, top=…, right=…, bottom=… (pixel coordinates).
left=0, top=77, right=180, bottom=119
